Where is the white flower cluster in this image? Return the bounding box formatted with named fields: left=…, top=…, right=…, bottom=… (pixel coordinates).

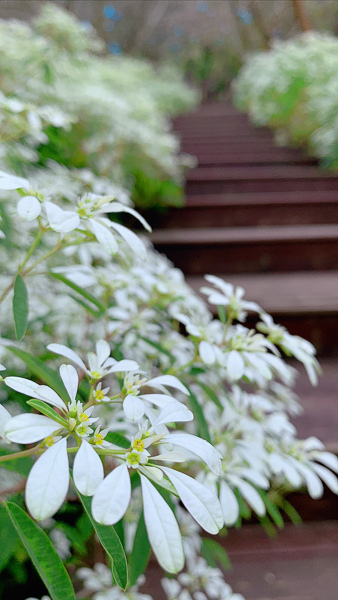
left=233, top=32, right=338, bottom=168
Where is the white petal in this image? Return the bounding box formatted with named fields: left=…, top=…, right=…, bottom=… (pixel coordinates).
left=101, top=202, right=152, bottom=232
left=90, top=219, right=118, bottom=254
left=36, top=385, right=67, bottom=410
left=241, top=468, right=269, bottom=490
left=4, top=376, right=40, bottom=398
left=140, top=475, right=184, bottom=573
left=155, top=401, right=193, bottom=426
left=110, top=221, right=146, bottom=260
left=92, top=464, right=131, bottom=525
left=229, top=476, right=265, bottom=516
left=291, top=460, right=324, bottom=499
left=220, top=481, right=239, bottom=526
left=59, top=364, right=78, bottom=402
left=47, top=344, right=86, bottom=371
left=165, top=433, right=222, bottom=476
left=17, top=196, right=41, bottom=221
left=152, top=452, right=186, bottom=463
left=145, top=375, right=189, bottom=396
left=162, top=467, right=223, bottom=534
left=227, top=350, right=245, bottom=380
left=45, top=201, right=80, bottom=233
left=0, top=172, right=29, bottom=190
left=25, top=438, right=69, bottom=520
left=312, top=463, right=338, bottom=494
left=0, top=404, right=12, bottom=443
left=123, top=395, right=145, bottom=421
left=5, top=414, right=60, bottom=443
left=96, top=340, right=110, bottom=366
left=141, top=394, right=176, bottom=409
left=108, top=359, right=139, bottom=373
left=73, top=440, right=104, bottom=496
left=199, top=341, right=216, bottom=365
left=313, top=452, right=338, bottom=473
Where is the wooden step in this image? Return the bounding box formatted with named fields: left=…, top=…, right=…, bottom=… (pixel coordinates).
left=147, top=191, right=338, bottom=229
left=150, top=225, right=338, bottom=275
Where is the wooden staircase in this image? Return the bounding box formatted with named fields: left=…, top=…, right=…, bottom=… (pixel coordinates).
left=148, top=102, right=338, bottom=357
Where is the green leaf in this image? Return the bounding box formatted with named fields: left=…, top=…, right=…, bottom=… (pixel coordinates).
left=276, top=497, right=302, bottom=525
left=128, top=512, right=151, bottom=587
left=5, top=501, right=75, bottom=600
left=217, top=305, right=227, bottom=324
left=27, top=400, right=68, bottom=427
left=0, top=504, right=19, bottom=572
left=0, top=448, right=33, bottom=476
left=49, top=273, right=105, bottom=313
left=5, top=346, right=68, bottom=402
left=185, top=384, right=211, bottom=442
left=105, top=431, right=131, bottom=449
left=138, top=336, right=175, bottom=366
left=258, top=491, right=284, bottom=529
left=194, top=381, right=222, bottom=410
left=13, top=274, right=29, bottom=340
left=68, top=294, right=102, bottom=318
left=201, top=538, right=232, bottom=571
left=75, top=486, right=128, bottom=590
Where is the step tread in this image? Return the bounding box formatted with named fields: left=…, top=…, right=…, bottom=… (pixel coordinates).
left=185, top=190, right=338, bottom=207
left=150, top=224, right=338, bottom=245
left=186, top=271, right=338, bottom=315
left=186, top=165, right=338, bottom=181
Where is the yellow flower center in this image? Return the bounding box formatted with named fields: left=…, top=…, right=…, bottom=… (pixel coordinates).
left=95, top=390, right=105, bottom=401
left=133, top=439, right=144, bottom=452
left=45, top=436, right=55, bottom=447
left=77, top=424, right=87, bottom=436
left=80, top=412, right=89, bottom=422
left=95, top=433, right=104, bottom=446
left=127, top=452, right=141, bottom=466
left=91, top=371, right=101, bottom=379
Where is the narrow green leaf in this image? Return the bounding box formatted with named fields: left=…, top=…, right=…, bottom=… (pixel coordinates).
left=128, top=512, right=151, bottom=587
left=27, top=400, right=68, bottom=427
left=217, top=305, right=227, bottom=324
left=75, top=486, right=128, bottom=590
left=201, top=538, right=232, bottom=571
left=138, top=336, right=175, bottom=365
left=185, top=384, right=211, bottom=443
left=195, top=381, right=222, bottom=410
left=277, top=497, right=302, bottom=525
left=5, top=346, right=68, bottom=402
left=13, top=274, right=29, bottom=340
left=68, top=294, right=101, bottom=318
left=0, top=504, right=19, bottom=572
left=105, top=431, right=131, bottom=449
left=258, top=490, right=284, bottom=529
left=49, top=273, right=105, bottom=312
left=5, top=501, right=75, bottom=600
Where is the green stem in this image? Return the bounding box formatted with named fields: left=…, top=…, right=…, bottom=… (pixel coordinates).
left=0, top=446, right=40, bottom=463
left=18, top=227, right=44, bottom=272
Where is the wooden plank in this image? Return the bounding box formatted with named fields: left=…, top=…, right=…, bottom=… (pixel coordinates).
left=150, top=224, right=338, bottom=245
left=185, top=191, right=338, bottom=207
left=186, top=166, right=338, bottom=181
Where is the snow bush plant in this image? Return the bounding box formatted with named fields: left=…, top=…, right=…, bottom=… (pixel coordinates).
left=0, top=6, right=337, bottom=600
left=234, top=32, right=338, bottom=169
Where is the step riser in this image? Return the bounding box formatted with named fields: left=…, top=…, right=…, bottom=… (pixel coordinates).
left=148, top=204, right=338, bottom=229
left=154, top=240, right=338, bottom=275
left=186, top=178, right=338, bottom=194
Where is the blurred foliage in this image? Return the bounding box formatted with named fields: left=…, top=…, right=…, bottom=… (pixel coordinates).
left=234, top=32, right=338, bottom=169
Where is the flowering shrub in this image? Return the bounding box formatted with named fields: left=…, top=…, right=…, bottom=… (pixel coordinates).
left=0, top=4, right=198, bottom=210
left=233, top=32, right=338, bottom=169
left=0, top=8, right=337, bottom=600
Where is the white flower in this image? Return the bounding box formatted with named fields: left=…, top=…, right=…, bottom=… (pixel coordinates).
left=201, top=275, right=262, bottom=321
left=47, top=339, right=139, bottom=381
left=17, top=196, right=42, bottom=221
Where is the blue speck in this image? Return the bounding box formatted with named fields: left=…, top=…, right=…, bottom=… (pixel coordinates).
left=237, top=7, right=253, bottom=24
left=197, top=1, right=208, bottom=12
left=111, top=10, right=122, bottom=21
left=103, top=5, right=115, bottom=18
left=174, top=25, right=185, bottom=37
left=109, top=41, right=122, bottom=55
left=169, top=41, right=181, bottom=53
left=80, top=20, right=92, bottom=32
